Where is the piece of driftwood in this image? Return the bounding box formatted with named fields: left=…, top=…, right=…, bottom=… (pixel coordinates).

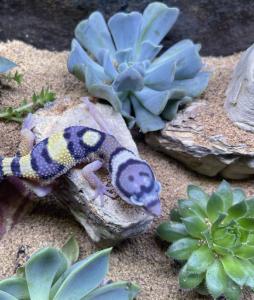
left=146, top=101, right=254, bottom=180
left=31, top=98, right=153, bottom=246
left=225, top=44, right=254, bottom=132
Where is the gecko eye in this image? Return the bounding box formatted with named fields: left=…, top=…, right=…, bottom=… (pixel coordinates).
left=130, top=195, right=143, bottom=206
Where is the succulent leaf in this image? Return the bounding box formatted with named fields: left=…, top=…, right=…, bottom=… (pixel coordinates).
left=232, top=188, right=246, bottom=204
left=61, top=236, right=79, bottom=267
left=221, top=256, right=249, bottom=287
left=53, top=248, right=112, bottom=300
left=130, top=95, right=165, bottom=133
left=206, top=260, right=227, bottom=299
left=226, top=200, right=247, bottom=221
left=234, top=244, right=254, bottom=259
left=168, top=72, right=210, bottom=98
left=68, top=3, right=209, bottom=133
left=169, top=208, right=181, bottom=222
left=0, top=278, right=29, bottom=299
left=182, top=216, right=207, bottom=239
left=0, top=290, right=18, bottom=300
left=247, top=233, right=254, bottom=245
left=237, top=217, right=254, bottom=231
left=108, top=12, right=142, bottom=51
left=75, top=12, right=115, bottom=60
left=206, top=192, right=224, bottom=222
left=25, top=248, right=68, bottom=300
left=161, top=97, right=192, bottom=121
left=157, top=222, right=188, bottom=242
left=82, top=281, right=140, bottom=300
left=144, top=59, right=175, bottom=91
left=216, top=180, right=233, bottom=210
left=179, top=264, right=204, bottom=289
left=0, top=57, right=17, bottom=74
left=185, top=246, right=214, bottom=274
left=154, top=39, right=202, bottom=79
left=246, top=198, right=254, bottom=216
left=166, top=238, right=199, bottom=260
left=223, top=279, right=241, bottom=300
left=139, top=3, right=179, bottom=46
left=112, top=67, right=144, bottom=92
left=212, top=244, right=233, bottom=256
left=178, top=199, right=206, bottom=219
left=187, top=185, right=209, bottom=211
left=134, top=87, right=169, bottom=115
left=137, top=41, right=162, bottom=61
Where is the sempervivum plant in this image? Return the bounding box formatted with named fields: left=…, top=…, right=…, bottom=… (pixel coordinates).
left=0, top=237, right=139, bottom=300
left=68, top=2, right=210, bottom=133
left=157, top=181, right=254, bottom=300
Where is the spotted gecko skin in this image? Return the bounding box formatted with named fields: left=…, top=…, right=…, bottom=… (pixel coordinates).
left=0, top=126, right=161, bottom=215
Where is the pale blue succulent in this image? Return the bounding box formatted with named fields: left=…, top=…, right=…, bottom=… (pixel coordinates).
left=0, top=56, right=16, bottom=74
left=68, top=2, right=210, bottom=133
left=0, top=237, right=139, bottom=300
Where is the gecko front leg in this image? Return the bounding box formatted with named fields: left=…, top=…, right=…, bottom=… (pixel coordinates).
left=18, top=113, right=53, bottom=197
left=81, top=160, right=114, bottom=205
left=19, top=113, right=36, bottom=156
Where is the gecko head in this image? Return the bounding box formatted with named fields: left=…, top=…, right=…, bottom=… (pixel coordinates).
left=114, top=159, right=161, bottom=216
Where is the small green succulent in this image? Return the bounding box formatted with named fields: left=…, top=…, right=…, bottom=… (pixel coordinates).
left=68, top=2, right=210, bottom=133
left=0, top=237, right=139, bottom=300
left=157, top=181, right=254, bottom=300
left=0, top=87, right=56, bottom=123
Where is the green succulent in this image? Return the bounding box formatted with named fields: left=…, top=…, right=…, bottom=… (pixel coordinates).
left=0, top=237, right=139, bottom=300
left=0, top=87, right=56, bottom=123
left=157, top=180, right=254, bottom=300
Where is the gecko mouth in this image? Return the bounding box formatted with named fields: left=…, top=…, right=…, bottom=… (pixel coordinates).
left=145, top=199, right=161, bottom=216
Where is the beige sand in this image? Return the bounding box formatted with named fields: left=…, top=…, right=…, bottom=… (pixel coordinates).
left=0, top=41, right=254, bottom=299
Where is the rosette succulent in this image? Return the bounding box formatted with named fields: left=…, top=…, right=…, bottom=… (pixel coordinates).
left=67, top=2, right=210, bottom=133
left=0, top=237, right=139, bottom=300
left=157, top=181, right=254, bottom=300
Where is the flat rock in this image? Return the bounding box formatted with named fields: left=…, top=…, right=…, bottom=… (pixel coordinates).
left=145, top=101, right=254, bottom=180
left=31, top=97, right=153, bottom=246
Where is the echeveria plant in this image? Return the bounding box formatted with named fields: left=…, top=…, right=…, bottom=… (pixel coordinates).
left=157, top=181, right=254, bottom=300
left=68, top=2, right=210, bottom=133
left=0, top=237, right=139, bottom=300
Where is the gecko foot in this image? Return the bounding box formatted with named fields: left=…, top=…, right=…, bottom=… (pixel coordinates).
left=93, top=183, right=114, bottom=206
left=22, top=113, right=35, bottom=130
left=81, top=160, right=114, bottom=206
left=19, top=113, right=36, bottom=156
left=22, top=179, right=52, bottom=197
left=82, top=97, right=110, bottom=134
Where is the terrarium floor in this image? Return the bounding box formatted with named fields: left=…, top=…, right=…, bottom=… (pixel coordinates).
left=0, top=41, right=254, bottom=300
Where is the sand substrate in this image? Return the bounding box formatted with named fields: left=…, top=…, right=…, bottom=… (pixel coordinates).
left=1, top=41, right=254, bottom=300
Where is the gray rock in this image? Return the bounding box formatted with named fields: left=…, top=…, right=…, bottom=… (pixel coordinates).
left=31, top=97, right=153, bottom=246
left=225, top=43, right=254, bottom=132
left=145, top=101, right=254, bottom=180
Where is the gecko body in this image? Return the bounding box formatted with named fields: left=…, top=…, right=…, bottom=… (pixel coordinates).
left=0, top=125, right=161, bottom=215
